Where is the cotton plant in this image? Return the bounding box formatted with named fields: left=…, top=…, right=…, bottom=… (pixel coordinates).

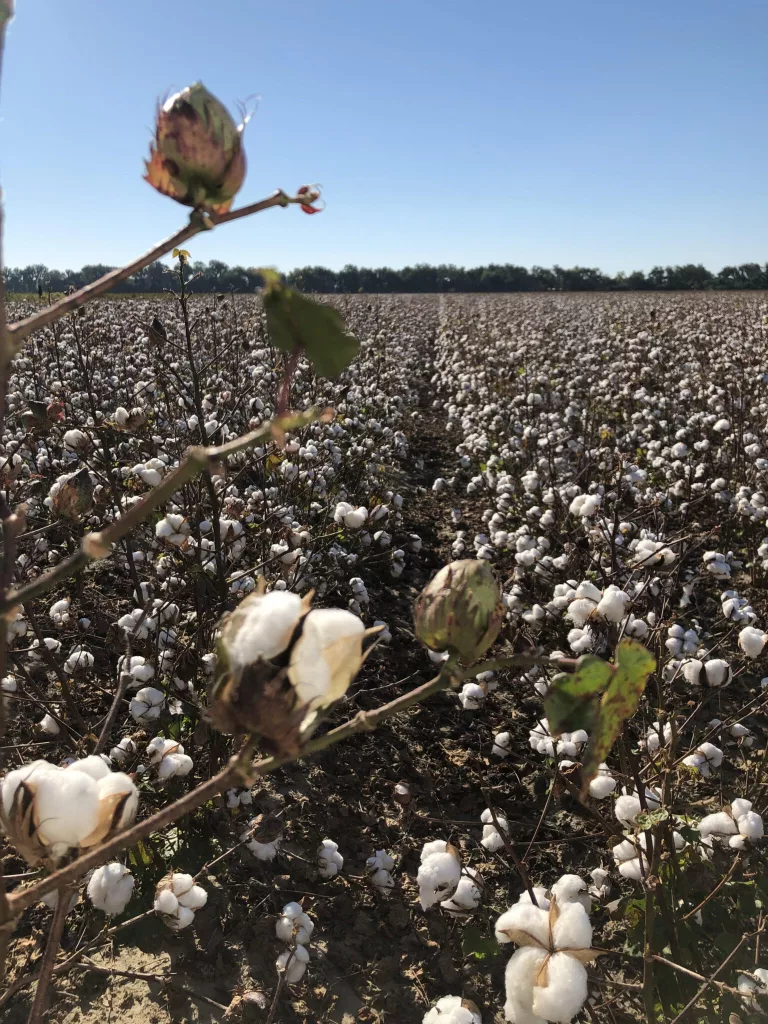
left=154, top=872, right=208, bottom=930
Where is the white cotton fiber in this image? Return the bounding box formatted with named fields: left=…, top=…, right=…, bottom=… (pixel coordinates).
left=503, top=946, right=548, bottom=1024
left=552, top=901, right=592, bottom=950
left=495, top=901, right=550, bottom=948
left=532, top=951, right=588, bottom=1023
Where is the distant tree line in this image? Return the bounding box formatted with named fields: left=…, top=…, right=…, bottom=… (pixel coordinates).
left=4, top=260, right=768, bottom=295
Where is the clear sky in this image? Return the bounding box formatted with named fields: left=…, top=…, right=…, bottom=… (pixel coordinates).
left=1, top=0, right=766, bottom=274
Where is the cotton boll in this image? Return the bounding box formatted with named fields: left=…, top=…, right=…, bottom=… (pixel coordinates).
left=288, top=607, right=367, bottom=709
left=738, top=810, right=764, bottom=841
left=87, top=862, right=134, bottom=915
left=595, top=585, right=630, bottom=623
left=129, top=686, right=165, bottom=722
left=739, top=625, right=767, bottom=659
left=226, top=591, right=304, bottom=668
left=276, top=944, right=310, bottom=984
left=492, top=731, right=512, bottom=758
left=614, top=794, right=642, bottom=827
left=698, top=811, right=738, bottom=843
left=418, top=844, right=461, bottom=910
left=566, top=597, right=597, bottom=628
left=37, top=710, right=62, bottom=736
left=459, top=682, right=486, bottom=710
left=441, top=871, right=482, bottom=916
left=588, top=764, right=616, bottom=800
left=317, top=838, right=343, bottom=878
left=276, top=902, right=314, bottom=945
left=422, top=995, right=482, bottom=1023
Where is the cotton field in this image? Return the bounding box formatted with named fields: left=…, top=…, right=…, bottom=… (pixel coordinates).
left=2, top=289, right=768, bottom=1023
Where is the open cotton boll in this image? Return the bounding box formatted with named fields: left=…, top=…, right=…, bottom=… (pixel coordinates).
left=595, top=585, right=630, bottom=623
left=226, top=591, right=304, bottom=668
left=366, top=849, right=396, bottom=893
left=87, top=862, right=134, bottom=914
left=566, top=597, right=597, bottom=628
left=317, top=838, right=343, bottom=878
left=276, top=902, right=314, bottom=945
left=703, top=659, right=731, bottom=687
left=441, top=870, right=482, bottom=916
left=38, top=713, right=60, bottom=736
left=738, top=969, right=768, bottom=1011
left=739, top=625, right=768, bottom=659
left=418, top=843, right=461, bottom=910
left=276, top=944, right=310, bottom=984
left=492, top=731, right=512, bottom=758
left=422, top=995, right=482, bottom=1023
left=588, top=764, right=616, bottom=800
left=737, top=810, right=764, bottom=841
left=481, top=808, right=509, bottom=852
left=129, top=686, right=165, bottom=722
left=459, top=682, right=486, bottom=710
left=682, top=741, right=723, bottom=777
left=288, top=607, right=367, bottom=709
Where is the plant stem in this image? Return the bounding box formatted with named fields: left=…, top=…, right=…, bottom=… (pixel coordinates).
left=26, top=884, right=72, bottom=1024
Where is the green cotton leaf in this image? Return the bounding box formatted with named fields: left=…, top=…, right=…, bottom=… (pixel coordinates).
left=462, top=924, right=500, bottom=961
left=544, top=655, right=613, bottom=736
left=261, top=270, right=358, bottom=378
left=580, top=639, right=656, bottom=797
left=635, top=807, right=670, bottom=830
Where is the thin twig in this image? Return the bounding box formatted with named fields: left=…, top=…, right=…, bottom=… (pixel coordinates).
left=26, top=884, right=72, bottom=1024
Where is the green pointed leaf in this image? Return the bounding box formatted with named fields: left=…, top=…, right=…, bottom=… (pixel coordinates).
left=580, top=639, right=656, bottom=797
left=544, top=655, right=613, bottom=735
left=261, top=272, right=358, bottom=378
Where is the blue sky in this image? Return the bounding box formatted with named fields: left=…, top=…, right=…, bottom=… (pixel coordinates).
left=1, top=0, right=766, bottom=274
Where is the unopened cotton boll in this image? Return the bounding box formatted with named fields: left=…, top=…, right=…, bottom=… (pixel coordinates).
left=276, top=944, right=310, bottom=984
left=422, top=995, right=482, bottom=1023
left=87, top=862, right=134, bottom=914
left=317, top=838, right=343, bottom=878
